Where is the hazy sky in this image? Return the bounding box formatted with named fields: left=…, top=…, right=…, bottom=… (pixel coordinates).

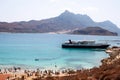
left=0, top=0, right=120, bottom=28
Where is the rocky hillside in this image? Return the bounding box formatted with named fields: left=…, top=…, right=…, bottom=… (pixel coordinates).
left=0, top=10, right=120, bottom=35
left=70, top=27, right=118, bottom=36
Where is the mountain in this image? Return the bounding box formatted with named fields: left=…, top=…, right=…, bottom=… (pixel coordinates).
left=97, top=20, right=120, bottom=35
left=0, top=10, right=120, bottom=35
left=70, top=27, right=117, bottom=36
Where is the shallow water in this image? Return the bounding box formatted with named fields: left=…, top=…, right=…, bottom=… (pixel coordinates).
left=0, top=33, right=119, bottom=70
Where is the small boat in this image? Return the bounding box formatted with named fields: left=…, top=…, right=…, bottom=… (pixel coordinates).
left=35, top=58, right=39, bottom=61
left=62, top=40, right=110, bottom=49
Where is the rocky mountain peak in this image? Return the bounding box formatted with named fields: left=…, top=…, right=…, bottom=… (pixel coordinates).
left=59, top=10, right=75, bottom=17
left=0, top=10, right=119, bottom=35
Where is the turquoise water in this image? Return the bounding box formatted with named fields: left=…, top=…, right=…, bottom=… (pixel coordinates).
left=0, top=33, right=120, bottom=70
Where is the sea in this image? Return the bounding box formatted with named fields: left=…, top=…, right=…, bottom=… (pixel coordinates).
left=0, top=33, right=120, bottom=70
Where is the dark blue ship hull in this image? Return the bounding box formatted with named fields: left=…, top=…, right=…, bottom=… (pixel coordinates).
left=62, top=44, right=110, bottom=49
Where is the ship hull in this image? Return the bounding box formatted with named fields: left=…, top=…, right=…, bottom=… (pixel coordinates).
left=62, top=44, right=109, bottom=49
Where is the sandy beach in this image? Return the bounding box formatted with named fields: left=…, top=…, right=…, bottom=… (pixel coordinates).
left=0, top=67, right=76, bottom=80
left=0, top=46, right=120, bottom=80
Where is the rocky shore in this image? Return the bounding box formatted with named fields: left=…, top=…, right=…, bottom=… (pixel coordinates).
left=0, top=47, right=120, bottom=80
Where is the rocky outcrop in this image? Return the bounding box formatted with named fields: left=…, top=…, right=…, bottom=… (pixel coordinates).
left=102, top=47, right=120, bottom=65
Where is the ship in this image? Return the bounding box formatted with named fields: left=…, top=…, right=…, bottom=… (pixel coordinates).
left=62, top=40, right=110, bottom=48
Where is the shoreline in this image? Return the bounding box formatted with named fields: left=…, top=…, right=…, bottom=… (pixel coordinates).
left=0, top=46, right=120, bottom=80
left=0, top=32, right=119, bottom=37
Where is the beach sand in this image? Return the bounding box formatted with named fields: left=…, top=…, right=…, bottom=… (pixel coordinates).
left=0, top=74, right=11, bottom=80
left=0, top=47, right=120, bottom=80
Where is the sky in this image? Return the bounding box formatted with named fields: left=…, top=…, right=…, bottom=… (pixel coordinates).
left=0, top=0, right=120, bottom=28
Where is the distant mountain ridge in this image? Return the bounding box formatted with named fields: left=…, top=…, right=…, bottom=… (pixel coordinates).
left=0, top=10, right=120, bottom=35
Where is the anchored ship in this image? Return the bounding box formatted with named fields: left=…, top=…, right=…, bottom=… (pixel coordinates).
left=62, top=40, right=110, bottom=49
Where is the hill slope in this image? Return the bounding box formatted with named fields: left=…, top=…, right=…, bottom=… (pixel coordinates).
left=70, top=27, right=118, bottom=36
left=0, top=10, right=120, bottom=35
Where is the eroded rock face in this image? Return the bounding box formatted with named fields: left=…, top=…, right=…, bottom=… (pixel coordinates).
left=103, top=47, right=120, bottom=65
